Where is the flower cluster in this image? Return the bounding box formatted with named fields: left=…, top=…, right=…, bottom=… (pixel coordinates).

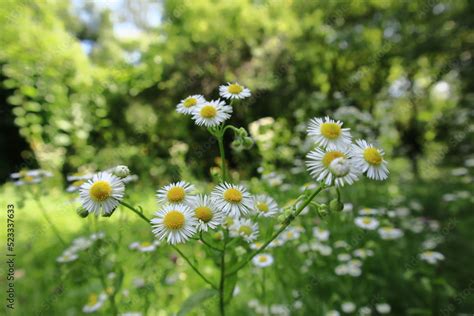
left=10, top=169, right=52, bottom=186
left=151, top=181, right=279, bottom=245
left=175, top=82, right=251, bottom=127
left=306, top=117, right=389, bottom=186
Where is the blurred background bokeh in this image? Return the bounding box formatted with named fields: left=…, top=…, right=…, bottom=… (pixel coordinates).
left=0, top=0, right=473, bottom=315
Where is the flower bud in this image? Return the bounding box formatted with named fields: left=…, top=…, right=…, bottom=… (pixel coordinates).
left=113, top=165, right=130, bottom=178
left=76, top=207, right=89, bottom=218
left=329, top=199, right=344, bottom=212
left=318, top=204, right=328, bottom=217
left=242, top=137, right=254, bottom=149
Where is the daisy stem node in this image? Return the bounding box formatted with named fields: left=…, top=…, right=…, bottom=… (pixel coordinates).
left=225, top=185, right=325, bottom=277
left=119, top=201, right=151, bottom=223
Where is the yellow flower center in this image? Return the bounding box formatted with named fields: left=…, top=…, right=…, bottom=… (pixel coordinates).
left=362, top=217, right=372, bottom=225
left=89, top=180, right=112, bottom=202
left=228, top=83, right=243, bottom=94
left=24, top=175, right=34, bottom=183
left=87, top=294, right=98, bottom=306
left=195, top=206, right=213, bottom=223
left=167, top=186, right=186, bottom=203
left=223, top=188, right=243, bottom=203
left=224, top=216, right=234, bottom=227
left=257, top=202, right=269, bottom=213
left=140, top=241, right=152, bottom=247
left=258, top=256, right=268, bottom=263
left=183, top=97, right=197, bottom=108
left=320, top=122, right=341, bottom=139
left=200, top=105, right=217, bottom=118
left=287, top=232, right=294, bottom=238
left=163, top=211, right=185, bottom=230
left=363, top=147, right=383, bottom=165
left=322, top=151, right=345, bottom=167
left=239, top=225, right=252, bottom=236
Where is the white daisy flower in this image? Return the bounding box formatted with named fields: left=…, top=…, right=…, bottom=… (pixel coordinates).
left=375, top=303, right=391, bottom=314
left=378, top=226, right=404, bottom=240
left=306, top=147, right=360, bottom=187
left=190, top=195, right=224, bottom=232
left=353, top=248, right=374, bottom=258
left=352, top=139, right=389, bottom=180
left=250, top=241, right=265, bottom=250
left=354, top=216, right=380, bottom=230
left=341, top=302, right=356, bottom=313
left=230, top=218, right=259, bottom=243
left=156, top=181, right=196, bottom=205
left=358, top=207, right=379, bottom=216
left=313, top=227, right=330, bottom=241
left=151, top=204, right=197, bottom=245
left=176, top=94, right=205, bottom=115
left=82, top=293, right=107, bottom=313
left=192, top=99, right=232, bottom=127
left=419, top=251, right=445, bottom=264
left=79, top=172, right=125, bottom=216
left=279, top=227, right=301, bottom=242
left=219, top=82, right=251, bottom=100
left=359, top=306, right=372, bottom=316
left=253, top=194, right=279, bottom=217
left=211, top=183, right=253, bottom=218
left=307, top=117, right=352, bottom=150
left=252, top=253, right=274, bottom=268
left=337, top=253, right=351, bottom=262
left=56, top=252, right=78, bottom=263
left=129, top=241, right=158, bottom=252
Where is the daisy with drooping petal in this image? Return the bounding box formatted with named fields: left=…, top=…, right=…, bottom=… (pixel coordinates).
left=192, top=100, right=232, bottom=127
left=219, top=82, right=251, bottom=100
left=378, top=226, right=404, bottom=240
left=157, top=181, right=196, bottom=205
left=352, top=139, right=389, bottom=180
left=354, top=216, right=380, bottom=230
left=419, top=251, right=445, bottom=264
left=230, top=218, right=259, bottom=243
left=306, top=147, right=360, bottom=187
left=79, top=172, right=125, bottom=216
left=253, top=194, right=279, bottom=217
left=82, top=293, right=107, bottom=313
left=252, top=253, right=274, bottom=268
left=211, top=183, right=253, bottom=218
left=176, top=94, right=205, bottom=115
left=307, top=117, right=352, bottom=150
left=151, top=204, right=197, bottom=245
left=190, top=195, right=224, bottom=232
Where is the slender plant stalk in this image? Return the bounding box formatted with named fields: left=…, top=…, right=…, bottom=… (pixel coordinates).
left=217, top=134, right=227, bottom=182
left=120, top=201, right=218, bottom=290
left=172, top=245, right=218, bottom=290
left=29, top=189, right=67, bottom=246
left=200, top=232, right=223, bottom=251
left=226, top=186, right=324, bottom=276
left=219, top=233, right=227, bottom=316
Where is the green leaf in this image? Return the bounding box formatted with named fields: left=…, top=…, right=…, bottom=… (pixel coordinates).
left=177, top=289, right=218, bottom=316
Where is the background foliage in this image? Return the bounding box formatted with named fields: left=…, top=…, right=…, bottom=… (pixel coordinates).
left=0, top=0, right=473, bottom=315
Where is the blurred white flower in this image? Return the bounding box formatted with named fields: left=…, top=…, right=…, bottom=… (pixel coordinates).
left=354, top=217, right=380, bottom=230
left=420, top=251, right=445, bottom=264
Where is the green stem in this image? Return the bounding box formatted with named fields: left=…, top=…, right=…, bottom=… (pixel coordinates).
left=29, top=190, right=67, bottom=246
left=217, top=133, right=227, bottom=181
left=172, top=245, right=218, bottom=290
left=119, top=201, right=150, bottom=223
left=226, top=186, right=324, bottom=276
left=121, top=201, right=217, bottom=290
left=200, top=232, right=223, bottom=252
left=219, top=233, right=228, bottom=316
